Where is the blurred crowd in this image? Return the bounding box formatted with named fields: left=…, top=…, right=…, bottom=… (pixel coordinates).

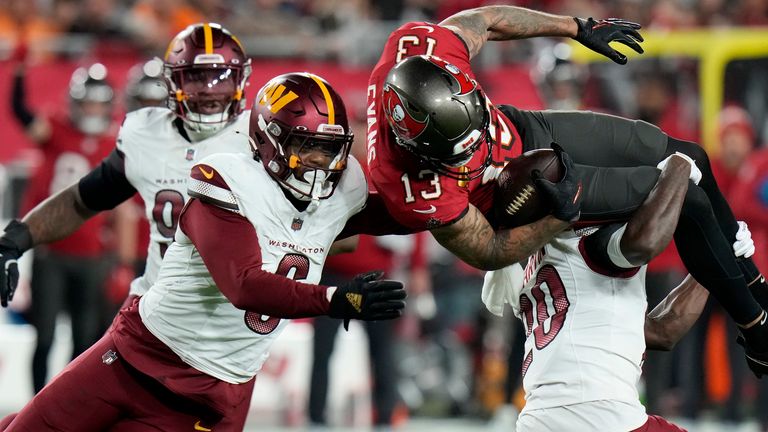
left=2, top=0, right=768, bottom=63
left=1, top=0, right=768, bottom=430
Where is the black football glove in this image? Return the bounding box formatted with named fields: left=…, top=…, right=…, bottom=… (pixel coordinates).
left=0, top=220, right=32, bottom=307
left=736, top=332, right=768, bottom=379
left=329, top=270, right=406, bottom=330
left=573, top=17, right=644, bottom=65
left=531, top=143, right=582, bottom=223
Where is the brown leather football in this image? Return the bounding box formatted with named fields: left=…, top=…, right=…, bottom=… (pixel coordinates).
left=495, top=148, right=563, bottom=228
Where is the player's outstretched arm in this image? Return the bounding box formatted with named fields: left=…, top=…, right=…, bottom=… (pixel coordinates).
left=439, top=6, right=643, bottom=63
left=645, top=275, right=709, bottom=351
left=181, top=198, right=405, bottom=321
left=21, top=184, right=98, bottom=247
left=431, top=205, right=568, bottom=271
left=0, top=183, right=97, bottom=306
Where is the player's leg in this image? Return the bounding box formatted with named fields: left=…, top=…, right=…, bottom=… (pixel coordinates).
left=631, top=415, right=689, bottom=432
left=0, top=413, right=17, bottom=430
left=666, top=138, right=768, bottom=306
left=366, top=319, right=398, bottom=425
left=308, top=315, right=342, bottom=424
left=66, top=256, right=105, bottom=359
left=29, top=251, right=65, bottom=393
left=7, top=333, right=127, bottom=430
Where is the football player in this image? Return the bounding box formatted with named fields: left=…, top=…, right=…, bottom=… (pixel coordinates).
left=0, top=22, right=252, bottom=311
left=367, top=5, right=768, bottom=375
left=486, top=154, right=712, bottom=431
left=2, top=73, right=407, bottom=431
left=10, top=61, right=116, bottom=392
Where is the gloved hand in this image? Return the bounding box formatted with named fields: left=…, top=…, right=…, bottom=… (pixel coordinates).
left=532, top=143, right=582, bottom=223
left=737, top=331, right=768, bottom=379
left=734, top=221, right=755, bottom=259
left=0, top=220, right=33, bottom=307
left=329, top=270, right=406, bottom=330
left=573, top=17, right=644, bottom=65
left=656, top=152, right=702, bottom=185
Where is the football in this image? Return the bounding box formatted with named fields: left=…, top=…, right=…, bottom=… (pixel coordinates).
left=494, top=148, right=563, bottom=228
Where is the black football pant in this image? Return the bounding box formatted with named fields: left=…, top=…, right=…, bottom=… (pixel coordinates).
left=308, top=272, right=398, bottom=426
left=505, top=106, right=763, bottom=326
left=30, top=250, right=108, bottom=393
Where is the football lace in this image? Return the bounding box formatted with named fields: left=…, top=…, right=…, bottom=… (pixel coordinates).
left=506, top=184, right=535, bottom=215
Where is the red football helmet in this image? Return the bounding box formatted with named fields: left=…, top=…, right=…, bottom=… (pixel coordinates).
left=250, top=73, right=353, bottom=202
left=163, top=23, right=251, bottom=134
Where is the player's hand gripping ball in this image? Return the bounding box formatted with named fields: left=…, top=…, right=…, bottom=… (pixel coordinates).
left=494, top=148, right=564, bottom=228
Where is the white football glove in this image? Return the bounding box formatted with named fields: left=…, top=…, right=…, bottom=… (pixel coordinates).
left=656, top=152, right=702, bottom=185
left=734, top=221, right=755, bottom=258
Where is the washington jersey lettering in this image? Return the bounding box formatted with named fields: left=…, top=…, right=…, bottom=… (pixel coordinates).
left=117, top=107, right=250, bottom=296
left=367, top=22, right=523, bottom=230
left=139, top=152, right=367, bottom=383
left=513, top=230, right=647, bottom=430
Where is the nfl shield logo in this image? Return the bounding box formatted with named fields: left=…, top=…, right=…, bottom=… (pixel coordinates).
left=291, top=218, right=303, bottom=231
left=185, top=148, right=196, bottom=161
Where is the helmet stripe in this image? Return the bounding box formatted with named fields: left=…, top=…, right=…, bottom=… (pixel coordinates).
left=203, top=23, right=213, bottom=55
left=164, top=36, right=176, bottom=60
left=308, top=74, right=335, bottom=125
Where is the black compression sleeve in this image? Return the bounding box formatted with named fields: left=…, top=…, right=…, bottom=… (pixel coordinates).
left=12, top=70, right=35, bottom=128
left=78, top=149, right=138, bottom=211
left=581, top=223, right=630, bottom=273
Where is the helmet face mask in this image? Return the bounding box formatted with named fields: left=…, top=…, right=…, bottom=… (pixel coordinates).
left=69, top=63, right=114, bottom=135
left=164, top=23, right=251, bottom=135
left=383, top=55, right=493, bottom=181
left=250, top=73, right=353, bottom=203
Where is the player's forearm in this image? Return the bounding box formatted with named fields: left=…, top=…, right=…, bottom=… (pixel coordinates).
left=621, top=157, right=690, bottom=265
left=181, top=199, right=332, bottom=318
left=431, top=205, right=567, bottom=270
left=21, top=184, right=96, bottom=247
left=645, top=275, right=708, bottom=351
left=440, top=6, right=577, bottom=58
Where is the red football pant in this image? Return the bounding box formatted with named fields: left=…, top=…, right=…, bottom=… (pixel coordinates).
left=631, top=415, right=688, bottom=432
left=5, top=331, right=254, bottom=432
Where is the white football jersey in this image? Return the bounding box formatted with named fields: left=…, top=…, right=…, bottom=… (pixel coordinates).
left=139, top=152, right=368, bottom=384
left=117, top=107, right=251, bottom=296
left=513, top=230, right=648, bottom=431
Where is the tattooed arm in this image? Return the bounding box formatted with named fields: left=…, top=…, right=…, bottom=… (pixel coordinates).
left=430, top=204, right=568, bottom=270
left=440, top=6, right=577, bottom=59
left=22, top=184, right=99, bottom=246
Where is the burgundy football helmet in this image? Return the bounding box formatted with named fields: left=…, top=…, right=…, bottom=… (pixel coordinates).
left=250, top=73, right=353, bottom=202
left=163, top=23, right=251, bottom=134
left=383, top=55, right=492, bottom=180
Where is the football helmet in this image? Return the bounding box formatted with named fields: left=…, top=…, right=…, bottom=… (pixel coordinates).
left=125, top=58, right=168, bottom=112
left=68, top=63, right=114, bottom=135
left=383, top=55, right=492, bottom=180
left=250, top=72, right=353, bottom=202
left=163, top=23, right=251, bottom=135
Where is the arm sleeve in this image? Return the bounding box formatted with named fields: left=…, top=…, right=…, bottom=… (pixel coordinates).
left=180, top=197, right=332, bottom=319
left=12, top=69, right=36, bottom=128
left=580, top=224, right=641, bottom=278
left=78, top=149, right=138, bottom=211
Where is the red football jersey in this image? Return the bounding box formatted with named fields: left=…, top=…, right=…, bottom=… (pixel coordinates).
left=367, top=22, right=523, bottom=230
left=21, top=116, right=115, bottom=256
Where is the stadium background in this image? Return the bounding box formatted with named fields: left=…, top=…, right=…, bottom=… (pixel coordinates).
left=0, top=0, right=767, bottom=430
